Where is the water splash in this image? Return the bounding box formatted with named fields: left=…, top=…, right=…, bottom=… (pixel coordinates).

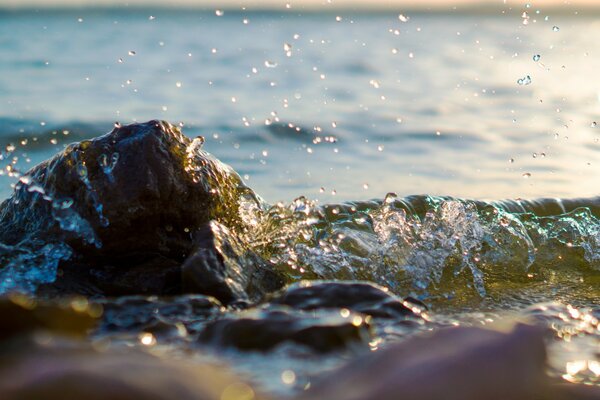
left=0, top=241, right=72, bottom=294
left=244, top=195, right=599, bottom=300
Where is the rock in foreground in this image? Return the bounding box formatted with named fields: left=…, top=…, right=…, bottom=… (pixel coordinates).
left=0, top=120, right=283, bottom=302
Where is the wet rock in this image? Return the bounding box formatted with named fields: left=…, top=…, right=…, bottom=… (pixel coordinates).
left=182, top=221, right=284, bottom=304
left=0, top=343, right=266, bottom=400
left=198, top=307, right=371, bottom=352
left=269, top=281, right=426, bottom=319
left=0, top=120, right=255, bottom=259
left=0, top=120, right=284, bottom=300
left=97, top=294, right=224, bottom=335
left=0, top=294, right=100, bottom=343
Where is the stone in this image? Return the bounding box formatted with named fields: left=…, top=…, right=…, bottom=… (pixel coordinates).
left=182, top=221, right=284, bottom=305
left=268, top=280, right=426, bottom=319
left=0, top=120, right=283, bottom=301
left=198, top=307, right=371, bottom=352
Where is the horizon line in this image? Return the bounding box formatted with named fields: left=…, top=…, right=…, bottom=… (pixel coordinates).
left=1, top=3, right=599, bottom=15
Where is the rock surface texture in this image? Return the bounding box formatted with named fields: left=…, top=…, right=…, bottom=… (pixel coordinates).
left=0, top=120, right=283, bottom=302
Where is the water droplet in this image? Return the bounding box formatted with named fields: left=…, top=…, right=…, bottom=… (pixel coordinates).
left=522, top=172, right=531, bottom=178
left=319, top=187, right=325, bottom=193
left=161, top=105, right=168, bottom=111
left=533, top=54, right=541, bottom=61
left=284, top=43, right=292, bottom=57
left=591, top=122, right=597, bottom=128
left=552, top=26, right=560, bottom=32
left=139, top=332, right=156, bottom=346
left=76, top=163, right=88, bottom=179
left=211, top=48, right=217, bottom=54
left=509, top=158, right=515, bottom=163
left=369, top=79, right=380, bottom=89
left=114, top=122, right=121, bottom=128
left=231, top=96, right=237, bottom=103
left=243, top=18, right=249, bottom=24
left=215, top=9, right=224, bottom=16
left=532, top=152, right=537, bottom=158
left=50, top=138, right=58, bottom=145
left=517, top=75, right=532, bottom=85
left=363, top=183, right=369, bottom=190
left=77, top=17, right=83, bottom=23
left=335, top=16, right=342, bottom=22
left=264, top=60, right=278, bottom=68
left=377, top=145, right=384, bottom=152
left=331, top=121, right=337, bottom=128
left=148, top=15, right=155, bottom=20
left=128, top=50, right=136, bottom=56
left=281, top=370, right=296, bottom=385
left=175, top=81, right=182, bottom=88
left=398, top=14, right=409, bottom=22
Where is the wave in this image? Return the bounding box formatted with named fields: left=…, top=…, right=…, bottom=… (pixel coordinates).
left=0, top=120, right=598, bottom=305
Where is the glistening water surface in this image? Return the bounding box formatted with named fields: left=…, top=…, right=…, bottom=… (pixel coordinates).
left=1, top=8, right=600, bottom=202
left=0, top=5, right=599, bottom=397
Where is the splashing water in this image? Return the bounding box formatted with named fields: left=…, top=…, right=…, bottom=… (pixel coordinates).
left=243, top=194, right=600, bottom=301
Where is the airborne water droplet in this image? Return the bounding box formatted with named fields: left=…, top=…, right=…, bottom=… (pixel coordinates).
left=517, top=75, right=532, bottom=85
left=398, top=14, right=409, bottom=22
left=552, top=26, right=560, bottom=32
left=215, top=9, right=224, bottom=16
left=128, top=50, right=136, bottom=56
left=533, top=54, right=541, bottom=62
left=591, top=122, right=597, bottom=128
left=264, top=60, right=278, bottom=68
left=522, top=172, right=532, bottom=178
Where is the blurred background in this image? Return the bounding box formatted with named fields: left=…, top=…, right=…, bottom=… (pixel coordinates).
left=0, top=0, right=599, bottom=203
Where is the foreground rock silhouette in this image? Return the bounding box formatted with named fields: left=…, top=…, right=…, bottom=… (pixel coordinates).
left=0, top=297, right=598, bottom=400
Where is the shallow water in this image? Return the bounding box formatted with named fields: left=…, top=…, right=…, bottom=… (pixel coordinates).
left=1, top=6, right=600, bottom=397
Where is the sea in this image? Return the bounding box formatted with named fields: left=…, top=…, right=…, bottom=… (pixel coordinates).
left=0, top=4, right=599, bottom=396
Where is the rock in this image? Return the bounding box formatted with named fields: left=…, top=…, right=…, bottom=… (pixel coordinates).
left=97, top=294, right=224, bottom=336
left=0, top=294, right=100, bottom=343
left=268, top=280, right=426, bottom=319
left=299, top=324, right=551, bottom=400
left=198, top=307, right=371, bottom=352
left=0, top=120, right=255, bottom=259
left=0, top=342, right=266, bottom=400
left=182, top=221, right=284, bottom=305
left=0, top=120, right=284, bottom=301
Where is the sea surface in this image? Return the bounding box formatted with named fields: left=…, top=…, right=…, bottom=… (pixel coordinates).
left=1, top=5, right=600, bottom=396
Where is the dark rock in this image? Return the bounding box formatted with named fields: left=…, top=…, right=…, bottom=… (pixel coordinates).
left=0, top=294, right=100, bottom=343
left=97, top=294, right=224, bottom=338
left=0, top=120, right=284, bottom=301
left=0, top=120, right=255, bottom=259
left=198, top=307, right=371, bottom=352
left=269, top=280, right=425, bottom=319
left=182, top=221, right=284, bottom=304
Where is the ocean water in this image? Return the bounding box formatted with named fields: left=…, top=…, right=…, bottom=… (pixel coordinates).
left=1, top=7, right=599, bottom=203
left=1, top=6, right=600, bottom=396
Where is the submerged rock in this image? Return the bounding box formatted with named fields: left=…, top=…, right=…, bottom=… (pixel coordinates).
left=268, top=281, right=426, bottom=319
left=198, top=307, right=371, bottom=352
left=0, top=120, right=283, bottom=302
left=97, top=294, right=224, bottom=336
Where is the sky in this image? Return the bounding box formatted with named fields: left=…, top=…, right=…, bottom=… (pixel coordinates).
left=1, top=0, right=599, bottom=10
